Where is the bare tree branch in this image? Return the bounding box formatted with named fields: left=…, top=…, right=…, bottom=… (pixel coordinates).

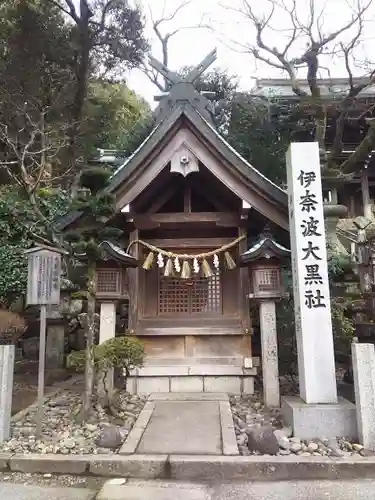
left=223, top=0, right=375, bottom=173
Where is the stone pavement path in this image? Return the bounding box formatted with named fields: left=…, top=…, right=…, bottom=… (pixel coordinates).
left=137, top=401, right=221, bottom=455
left=97, top=478, right=375, bottom=500
left=135, top=393, right=231, bottom=455
left=0, top=483, right=96, bottom=500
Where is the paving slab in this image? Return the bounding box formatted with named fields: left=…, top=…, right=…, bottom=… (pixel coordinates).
left=96, top=478, right=375, bottom=500
left=149, top=392, right=229, bottom=401
left=137, top=401, right=222, bottom=455
left=0, top=483, right=96, bottom=500
left=97, top=479, right=210, bottom=500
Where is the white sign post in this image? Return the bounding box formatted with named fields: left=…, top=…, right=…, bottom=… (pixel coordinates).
left=286, top=142, right=337, bottom=404
left=25, top=245, right=65, bottom=437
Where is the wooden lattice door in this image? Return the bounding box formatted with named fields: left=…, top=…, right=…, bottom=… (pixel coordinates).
left=158, top=272, right=222, bottom=316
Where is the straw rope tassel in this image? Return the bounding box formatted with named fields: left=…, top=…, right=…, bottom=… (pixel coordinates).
left=164, top=258, right=174, bottom=277
left=142, top=251, right=154, bottom=270
left=202, top=258, right=213, bottom=278
left=224, top=251, right=236, bottom=270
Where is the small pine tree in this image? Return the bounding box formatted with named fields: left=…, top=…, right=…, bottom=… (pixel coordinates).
left=65, top=166, right=122, bottom=421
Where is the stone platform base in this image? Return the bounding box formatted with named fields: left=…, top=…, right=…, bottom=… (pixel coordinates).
left=127, top=357, right=256, bottom=395
left=282, top=396, right=357, bottom=440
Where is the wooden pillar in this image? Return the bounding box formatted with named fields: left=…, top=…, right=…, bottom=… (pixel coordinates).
left=361, top=171, right=372, bottom=220
left=238, top=228, right=251, bottom=331
left=128, top=229, right=139, bottom=331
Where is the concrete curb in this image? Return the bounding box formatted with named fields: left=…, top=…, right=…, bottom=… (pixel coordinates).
left=219, top=400, right=239, bottom=456
left=119, top=402, right=155, bottom=455
left=2, top=453, right=375, bottom=481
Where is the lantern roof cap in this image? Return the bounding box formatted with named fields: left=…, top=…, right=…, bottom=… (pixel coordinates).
left=99, top=241, right=139, bottom=267
left=240, top=227, right=290, bottom=264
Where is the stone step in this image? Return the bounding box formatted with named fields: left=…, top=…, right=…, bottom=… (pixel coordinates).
left=131, top=365, right=256, bottom=377
left=143, top=356, right=258, bottom=367
left=127, top=373, right=255, bottom=395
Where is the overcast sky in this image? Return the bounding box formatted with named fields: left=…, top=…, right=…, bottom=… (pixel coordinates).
left=127, top=0, right=375, bottom=105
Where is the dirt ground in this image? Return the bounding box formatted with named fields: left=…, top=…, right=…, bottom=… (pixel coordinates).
left=12, top=361, right=72, bottom=415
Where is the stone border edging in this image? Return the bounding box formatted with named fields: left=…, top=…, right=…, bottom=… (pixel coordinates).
left=118, top=401, right=155, bottom=455
left=219, top=400, right=239, bottom=456
left=3, top=453, right=375, bottom=481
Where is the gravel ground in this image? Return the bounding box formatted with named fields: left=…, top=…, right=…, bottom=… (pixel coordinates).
left=230, top=394, right=373, bottom=458
left=1, top=384, right=146, bottom=455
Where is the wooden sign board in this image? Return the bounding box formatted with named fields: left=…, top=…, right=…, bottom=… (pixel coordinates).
left=26, top=247, right=62, bottom=306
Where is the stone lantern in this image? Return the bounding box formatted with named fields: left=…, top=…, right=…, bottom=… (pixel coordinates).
left=240, top=228, right=290, bottom=407
left=96, top=241, right=139, bottom=397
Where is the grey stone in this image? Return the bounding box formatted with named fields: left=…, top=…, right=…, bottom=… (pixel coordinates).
left=237, top=434, right=247, bottom=447
left=307, top=442, right=319, bottom=452
left=290, top=437, right=301, bottom=444
left=279, top=449, right=291, bottom=455
left=62, top=438, right=76, bottom=450
left=246, top=425, right=279, bottom=455
left=19, top=426, right=36, bottom=437
left=290, top=443, right=302, bottom=453
left=96, top=427, right=123, bottom=449
left=278, top=436, right=290, bottom=450
left=235, top=417, right=246, bottom=430
left=273, top=427, right=293, bottom=440
left=353, top=444, right=364, bottom=452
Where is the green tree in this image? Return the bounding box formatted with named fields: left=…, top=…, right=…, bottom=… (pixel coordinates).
left=65, top=166, right=122, bottom=421
left=0, top=186, right=69, bottom=306
left=227, top=96, right=309, bottom=186
left=47, top=0, right=149, bottom=190
left=0, top=0, right=74, bottom=185
left=82, top=81, right=151, bottom=157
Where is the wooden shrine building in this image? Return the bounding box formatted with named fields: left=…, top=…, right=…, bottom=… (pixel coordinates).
left=61, top=50, right=289, bottom=394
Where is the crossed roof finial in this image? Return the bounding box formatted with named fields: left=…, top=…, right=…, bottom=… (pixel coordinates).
left=149, top=48, right=218, bottom=124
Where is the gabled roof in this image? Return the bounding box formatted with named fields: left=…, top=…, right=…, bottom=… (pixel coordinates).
left=59, top=103, right=288, bottom=230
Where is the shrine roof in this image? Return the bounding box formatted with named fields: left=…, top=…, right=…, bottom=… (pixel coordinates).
left=59, top=102, right=288, bottom=230
left=109, top=103, right=287, bottom=203
left=59, top=50, right=290, bottom=231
